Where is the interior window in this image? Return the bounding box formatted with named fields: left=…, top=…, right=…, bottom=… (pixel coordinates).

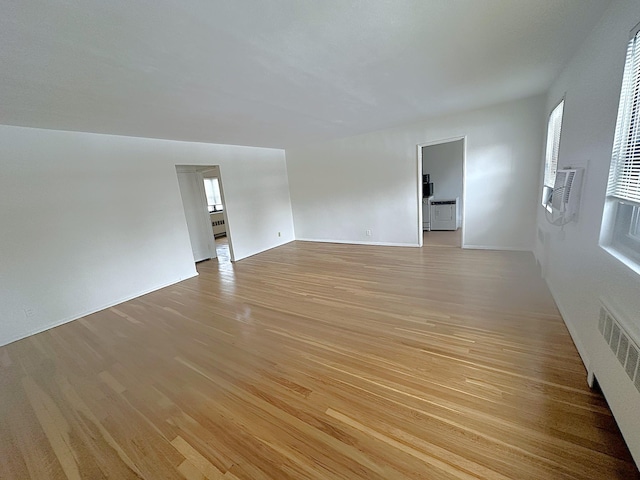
left=203, top=177, right=223, bottom=212
left=542, top=100, right=565, bottom=211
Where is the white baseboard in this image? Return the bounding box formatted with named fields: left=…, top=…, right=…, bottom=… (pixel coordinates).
left=0, top=273, right=198, bottom=347
left=233, top=239, right=295, bottom=261
left=544, top=276, right=591, bottom=375
left=296, top=239, right=531, bottom=251
left=463, top=244, right=532, bottom=252
left=296, top=238, right=420, bottom=247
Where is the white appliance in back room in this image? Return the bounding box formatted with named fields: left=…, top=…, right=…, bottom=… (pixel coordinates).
left=430, top=198, right=460, bottom=231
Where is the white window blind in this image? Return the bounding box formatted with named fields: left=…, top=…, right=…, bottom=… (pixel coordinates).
left=543, top=100, right=564, bottom=188
left=608, top=29, right=640, bottom=205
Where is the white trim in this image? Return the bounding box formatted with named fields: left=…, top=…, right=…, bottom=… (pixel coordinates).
left=0, top=273, right=198, bottom=347
left=545, top=276, right=591, bottom=378
left=296, top=238, right=419, bottom=247
left=232, top=239, right=296, bottom=261
left=631, top=20, right=640, bottom=39
left=175, top=165, right=197, bottom=173
left=215, top=166, right=235, bottom=262
left=600, top=244, right=640, bottom=277
left=416, top=144, right=424, bottom=247
left=462, top=244, right=532, bottom=252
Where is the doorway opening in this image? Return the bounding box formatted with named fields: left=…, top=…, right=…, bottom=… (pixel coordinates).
left=175, top=165, right=234, bottom=264
left=417, top=137, right=466, bottom=248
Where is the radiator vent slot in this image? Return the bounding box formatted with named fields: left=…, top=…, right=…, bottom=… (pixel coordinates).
left=604, top=314, right=613, bottom=343
left=598, top=308, right=606, bottom=334
left=618, top=334, right=630, bottom=366
left=628, top=345, right=639, bottom=381
left=610, top=323, right=621, bottom=353
left=598, top=303, right=640, bottom=394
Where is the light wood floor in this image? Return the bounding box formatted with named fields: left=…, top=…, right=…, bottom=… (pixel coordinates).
left=423, top=229, right=462, bottom=248
left=1, top=241, right=638, bottom=479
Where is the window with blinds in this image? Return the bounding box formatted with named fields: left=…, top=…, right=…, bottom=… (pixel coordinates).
left=608, top=30, right=640, bottom=205
left=542, top=100, right=565, bottom=209
left=603, top=25, right=640, bottom=269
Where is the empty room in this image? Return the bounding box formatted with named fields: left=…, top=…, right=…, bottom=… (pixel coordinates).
left=2, top=0, right=640, bottom=479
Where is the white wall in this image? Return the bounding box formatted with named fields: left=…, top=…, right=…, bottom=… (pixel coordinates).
left=533, top=0, right=640, bottom=466
left=286, top=95, right=545, bottom=250
left=0, top=125, right=295, bottom=346
left=422, top=139, right=464, bottom=220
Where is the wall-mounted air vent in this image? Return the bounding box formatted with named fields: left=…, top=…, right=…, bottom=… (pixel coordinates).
left=598, top=302, right=640, bottom=392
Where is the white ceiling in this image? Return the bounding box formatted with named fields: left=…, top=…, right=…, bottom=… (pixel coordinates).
left=0, top=0, right=611, bottom=148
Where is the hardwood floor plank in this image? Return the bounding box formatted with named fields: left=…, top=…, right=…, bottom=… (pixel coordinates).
left=177, top=459, right=208, bottom=480
left=0, top=240, right=638, bottom=479
left=171, top=435, right=225, bottom=480
left=21, top=377, right=85, bottom=480
left=326, top=407, right=505, bottom=480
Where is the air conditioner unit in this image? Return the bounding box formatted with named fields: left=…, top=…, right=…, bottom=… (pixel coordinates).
left=551, top=167, right=584, bottom=222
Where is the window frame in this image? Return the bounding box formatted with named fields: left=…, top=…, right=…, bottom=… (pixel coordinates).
left=541, top=99, right=565, bottom=212
left=601, top=23, right=640, bottom=274
left=631, top=206, right=640, bottom=240
left=608, top=201, right=640, bottom=264
left=203, top=177, right=224, bottom=213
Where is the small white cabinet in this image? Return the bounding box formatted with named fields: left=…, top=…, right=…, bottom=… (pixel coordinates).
left=430, top=198, right=459, bottom=231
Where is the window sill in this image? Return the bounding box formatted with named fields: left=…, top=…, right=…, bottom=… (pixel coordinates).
left=600, top=244, right=640, bottom=277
